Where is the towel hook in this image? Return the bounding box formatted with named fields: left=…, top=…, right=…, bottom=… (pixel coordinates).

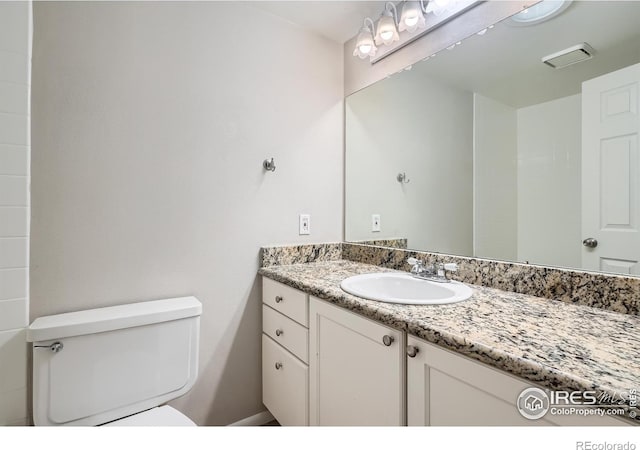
left=263, top=158, right=276, bottom=172
left=397, top=172, right=410, bottom=183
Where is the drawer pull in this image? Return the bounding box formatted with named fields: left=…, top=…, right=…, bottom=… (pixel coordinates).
left=275, top=295, right=283, bottom=303
left=275, top=362, right=283, bottom=370
left=275, top=328, right=283, bottom=337
left=407, top=345, right=419, bottom=358
left=382, top=335, right=395, bottom=346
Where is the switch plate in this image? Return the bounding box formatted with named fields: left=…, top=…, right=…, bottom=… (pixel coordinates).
left=299, top=214, right=310, bottom=235
left=372, top=214, right=381, bottom=232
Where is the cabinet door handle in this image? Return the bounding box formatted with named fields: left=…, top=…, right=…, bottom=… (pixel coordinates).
left=275, top=296, right=283, bottom=303
left=275, top=328, right=283, bottom=337
left=275, top=362, right=283, bottom=370
left=407, top=345, right=419, bottom=358
left=382, top=335, right=395, bottom=346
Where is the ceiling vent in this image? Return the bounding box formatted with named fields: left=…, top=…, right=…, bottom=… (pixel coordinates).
left=542, top=43, right=595, bottom=69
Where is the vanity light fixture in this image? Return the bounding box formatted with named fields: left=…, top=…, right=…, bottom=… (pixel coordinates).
left=375, top=2, right=400, bottom=46
left=399, top=1, right=427, bottom=33
left=353, top=17, right=378, bottom=59
left=352, top=0, right=482, bottom=63
left=425, top=0, right=453, bottom=17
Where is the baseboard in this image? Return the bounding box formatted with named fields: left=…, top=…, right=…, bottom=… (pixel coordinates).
left=228, top=410, right=275, bottom=426
left=4, top=417, right=29, bottom=426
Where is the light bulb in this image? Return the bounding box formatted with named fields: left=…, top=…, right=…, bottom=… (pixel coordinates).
left=375, top=12, right=399, bottom=45
left=399, top=1, right=426, bottom=33
left=427, top=0, right=451, bottom=17
left=404, top=15, right=419, bottom=27
left=352, top=20, right=377, bottom=59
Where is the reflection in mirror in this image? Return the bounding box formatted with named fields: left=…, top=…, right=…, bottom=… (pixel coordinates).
left=345, top=1, right=640, bottom=276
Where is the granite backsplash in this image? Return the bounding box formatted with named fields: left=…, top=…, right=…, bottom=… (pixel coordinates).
left=260, top=242, right=640, bottom=315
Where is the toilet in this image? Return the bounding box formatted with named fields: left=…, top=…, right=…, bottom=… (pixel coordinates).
left=27, top=296, right=202, bottom=426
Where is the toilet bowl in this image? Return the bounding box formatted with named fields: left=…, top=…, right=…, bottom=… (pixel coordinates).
left=103, top=406, right=196, bottom=426
left=27, top=296, right=202, bottom=426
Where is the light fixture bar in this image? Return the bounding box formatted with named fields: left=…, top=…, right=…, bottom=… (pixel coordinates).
left=369, top=0, right=482, bottom=64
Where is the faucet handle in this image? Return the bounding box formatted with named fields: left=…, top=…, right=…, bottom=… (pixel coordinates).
left=444, top=263, right=458, bottom=272
left=407, top=257, right=425, bottom=275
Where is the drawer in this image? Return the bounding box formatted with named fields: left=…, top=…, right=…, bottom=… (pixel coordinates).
left=262, top=277, right=308, bottom=326
left=262, top=334, right=309, bottom=426
left=263, top=304, right=309, bottom=363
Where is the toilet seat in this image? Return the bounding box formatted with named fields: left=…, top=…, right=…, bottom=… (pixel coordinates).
left=103, top=406, right=196, bottom=426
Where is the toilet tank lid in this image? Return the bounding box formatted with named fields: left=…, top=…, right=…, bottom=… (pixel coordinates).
left=27, top=296, right=202, bottom=342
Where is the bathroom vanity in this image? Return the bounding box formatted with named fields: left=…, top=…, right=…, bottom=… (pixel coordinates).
left=259, top=249, right=639, bottom=427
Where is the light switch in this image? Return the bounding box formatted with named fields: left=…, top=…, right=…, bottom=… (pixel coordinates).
left=299, top=214, right=310, bottom=235
left=372, top=214, right=381, bottom=232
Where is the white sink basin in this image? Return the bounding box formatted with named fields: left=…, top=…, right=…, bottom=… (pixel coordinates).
left=340, top=272, right=473, bottom=305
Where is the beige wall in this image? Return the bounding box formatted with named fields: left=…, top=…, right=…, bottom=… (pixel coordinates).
left=343, top=1, right=531, bottom=96
left=30, top=2, right=343, bottom=425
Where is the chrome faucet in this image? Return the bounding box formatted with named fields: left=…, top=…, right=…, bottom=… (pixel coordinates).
left=407, top=257, right=457, bottom=283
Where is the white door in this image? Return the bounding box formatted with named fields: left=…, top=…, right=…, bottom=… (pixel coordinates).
left=582, top=62, right=640, bottom=275
left=308, top=297, right=405, bottom=426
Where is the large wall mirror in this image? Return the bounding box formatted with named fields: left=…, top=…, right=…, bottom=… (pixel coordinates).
left=345, top=0, right=640, bottom=276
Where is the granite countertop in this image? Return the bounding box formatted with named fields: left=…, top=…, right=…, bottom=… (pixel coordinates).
left=259, top=260, right=640, bottom=419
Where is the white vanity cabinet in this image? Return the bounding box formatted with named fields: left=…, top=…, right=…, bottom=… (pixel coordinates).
left=262, top=278, right=309, bottom=426
left=308, top=297, right=406, bottom=426
left=406, top=335, right=630, bottom=426
left=262, top=276, right=630, bottom=427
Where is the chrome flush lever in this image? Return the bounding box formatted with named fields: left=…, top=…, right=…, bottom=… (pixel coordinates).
left=34, top=342, right=64, bottom=353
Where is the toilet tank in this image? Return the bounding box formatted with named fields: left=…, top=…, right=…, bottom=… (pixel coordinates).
left=27, top=297, right=202, bottom=426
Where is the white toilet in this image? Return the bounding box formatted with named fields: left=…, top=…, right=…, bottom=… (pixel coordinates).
left=27, top=296, right=202, bottom=426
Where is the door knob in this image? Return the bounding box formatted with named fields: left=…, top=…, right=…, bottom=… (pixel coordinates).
left=406, top=345, right=419, bottom=358
left=582, top=238, right=598, bottom=248
left=382, top=335, right=394, bottom=346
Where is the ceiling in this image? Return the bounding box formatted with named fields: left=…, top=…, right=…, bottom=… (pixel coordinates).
left=247, top=1, right=386, bottom=44
left=407, top=0, right=640, bottom=108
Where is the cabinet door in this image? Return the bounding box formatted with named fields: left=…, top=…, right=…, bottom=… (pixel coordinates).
left=309, top=297, right=405, bottom=426
left=262, top=334, right=308, bottom=426
left=407, top=336, right=551, bottom=426
left=407, top=336, right=629, bottom=426
left=407, top=335, right=554, bottom=426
